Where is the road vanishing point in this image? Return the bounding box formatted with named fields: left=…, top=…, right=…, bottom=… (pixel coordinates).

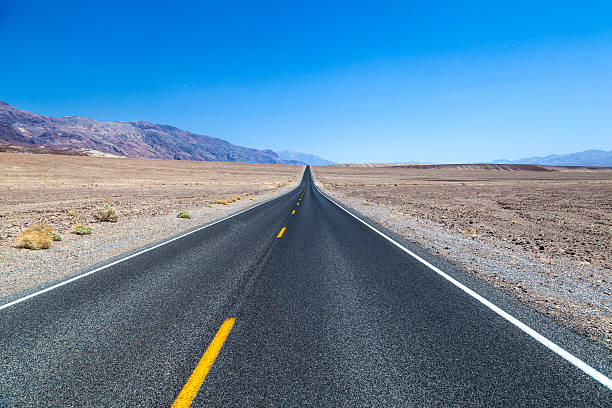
left=1, top=166, right=611, bottom=407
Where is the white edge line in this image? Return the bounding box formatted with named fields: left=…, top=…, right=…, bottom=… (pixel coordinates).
left=0, top=171, right=306, bottom=312
left=312, top=181, right=612, bottom=391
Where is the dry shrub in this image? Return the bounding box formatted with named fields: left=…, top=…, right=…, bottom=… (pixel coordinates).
left=177, top=210, right=192, bottom=219
left=213, top=199, right=238, bottom=205
left=95, top=204, right=119, bottom=222
left=462, top=226, right=476, bottom=235
left=16, top=231, right=53, bottom=250
left=73, top=224, right=93, bottom=235
left=25, top=223, right=62, bottom=241
left=67, top=210, right=78, bottom=217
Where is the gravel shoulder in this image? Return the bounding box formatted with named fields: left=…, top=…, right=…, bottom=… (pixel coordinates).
left=312, top=164, right=612, bottom=350
left=0, top=153, right=304, bottom=297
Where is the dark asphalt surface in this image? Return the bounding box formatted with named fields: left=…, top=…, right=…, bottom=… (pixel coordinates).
left=1, top=166, right=611, bottom=407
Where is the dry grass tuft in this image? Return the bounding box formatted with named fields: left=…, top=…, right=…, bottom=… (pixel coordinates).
left=177, top=210, right=192, bottom=219
left=16, top=230, right=53, bottom=249
left=213, top=197, right=241, bottom=205
left=25, top=223, right=62, bottom=241
left=66, top=210, right=78, bottom=217
left=462, top=226, right=476, bottom=235
left=94, top=203, right=119, bottom=222
left=73, top=224, right=93, bottom=235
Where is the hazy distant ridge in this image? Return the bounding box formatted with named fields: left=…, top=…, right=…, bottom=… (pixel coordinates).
left=276, top=150, right=336, bottom=166
left=492, top=149, right=612, bottom=167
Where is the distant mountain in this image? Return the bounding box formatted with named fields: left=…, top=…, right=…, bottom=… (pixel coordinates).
left=276, top=150, right=336, bottom=166
left=0, top=101, right=297, bottom=164
left=492, top=150, right=612, bottom=167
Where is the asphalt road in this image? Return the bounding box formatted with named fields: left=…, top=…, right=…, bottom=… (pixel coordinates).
left=1, top=166, right=611, bottom=407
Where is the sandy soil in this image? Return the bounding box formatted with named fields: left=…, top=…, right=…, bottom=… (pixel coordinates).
left=0, top=153, right=303, bottom=296
left=313, top=164, right=612, bottom=349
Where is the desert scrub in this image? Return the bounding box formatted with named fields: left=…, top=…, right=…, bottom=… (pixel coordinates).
left=66, top=210, right=78, bottom=217
left=177, top=210, right=192, bottom=219
left=94, top=203, right=119, bottom=222
left=73, top=224, right=93, bottom=235
left=25, top=223, right=62, bottom=241
left=15, top=230, right=53, bottom=250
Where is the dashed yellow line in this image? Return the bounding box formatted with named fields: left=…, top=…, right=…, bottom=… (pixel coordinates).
left=291, top=210, right=295, bottom=215
left=172, top=318, right=236, bottom=408
left=296, top=202, right=300, bottom=206
left=277, top=227, right=287, bottom=238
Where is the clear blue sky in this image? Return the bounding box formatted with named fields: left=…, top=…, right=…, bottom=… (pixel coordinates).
left=1, top=1, right=611, bottom=163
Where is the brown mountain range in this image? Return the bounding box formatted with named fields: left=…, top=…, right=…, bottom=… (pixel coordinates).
left=0, top=101, right=299, bottom=163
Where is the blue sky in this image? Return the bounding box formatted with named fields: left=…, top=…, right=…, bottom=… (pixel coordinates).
left=1, top=1, right=611, bottom=163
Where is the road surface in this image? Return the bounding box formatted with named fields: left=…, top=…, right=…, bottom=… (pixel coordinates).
left=1, top=166, right=611, bottom=407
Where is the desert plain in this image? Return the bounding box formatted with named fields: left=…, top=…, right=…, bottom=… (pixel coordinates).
left=314, top=164, right=612, bottom=348
left=0, top=153, right=303, bottom=296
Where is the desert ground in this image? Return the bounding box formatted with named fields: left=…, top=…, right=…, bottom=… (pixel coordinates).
left=313, top=164, right=612, bottom=348
left=0, top=153, right=303, bottom=296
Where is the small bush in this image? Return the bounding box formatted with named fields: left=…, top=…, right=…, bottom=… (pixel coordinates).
left=95, top=204, right=119, bottom=222
left=73, top=224, right=93, bottom=235
left=25, top=223, right=62, bottom=241
left=177, top=211, right=192, bottom=219
left=67, top=210, right=78, bottom=217
left=50, top=232, right=62, bottom=241
left=462, top=227, right=476, bottom=235
left=16, top=231, right=53, bottom=250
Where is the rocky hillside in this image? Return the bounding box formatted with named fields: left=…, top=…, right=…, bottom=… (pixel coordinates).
left=0, top=101, right=297, bottom=163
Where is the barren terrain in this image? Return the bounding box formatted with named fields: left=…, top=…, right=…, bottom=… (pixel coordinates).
left=0, top=153, right=303, bottom=296
left=313, top=164, right=612, bottom=348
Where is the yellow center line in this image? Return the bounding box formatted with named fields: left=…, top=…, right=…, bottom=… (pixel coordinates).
left=277, top=227, right=287, bottom=238
left=291, top=210, right=295, bottom=215
left=296, top=202, right=300, bottom=206
left=171, top=318, right=236, bottom=408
